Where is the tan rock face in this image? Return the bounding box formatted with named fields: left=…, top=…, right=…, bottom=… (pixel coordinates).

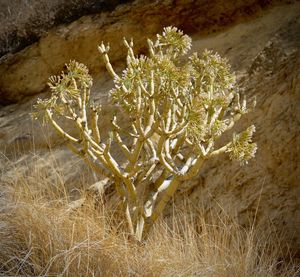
left=178, top=16, right=300, bottom=252
left=0, top=0, right=299, bottom=255
left=0, top=0, right=288, bottom=104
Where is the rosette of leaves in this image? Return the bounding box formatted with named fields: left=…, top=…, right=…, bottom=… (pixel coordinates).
left=33, top=26, right=257, bottom=241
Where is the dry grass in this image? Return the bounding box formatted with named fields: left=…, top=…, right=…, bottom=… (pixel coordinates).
left=0, top=155, right=298, bottom=276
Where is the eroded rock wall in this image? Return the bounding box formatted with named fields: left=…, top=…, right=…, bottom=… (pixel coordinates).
left=176, top=15, right=300, bottom=254
left=0, top=0, right=133, bottom=58
left=0, top=0, right=290, bottom=105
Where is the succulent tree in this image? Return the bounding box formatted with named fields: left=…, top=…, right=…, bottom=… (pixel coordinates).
left=33, top=27, right=257, bottom=241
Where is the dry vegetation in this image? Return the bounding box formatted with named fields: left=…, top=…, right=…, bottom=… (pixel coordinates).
left=0, top=153, right=298, bottom=276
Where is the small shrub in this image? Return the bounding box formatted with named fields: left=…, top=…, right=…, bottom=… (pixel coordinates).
left=33, top=26, right=257, bottom=241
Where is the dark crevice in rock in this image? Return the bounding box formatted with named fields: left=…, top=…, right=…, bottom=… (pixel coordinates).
left=0, top=0, right=133, bottom=58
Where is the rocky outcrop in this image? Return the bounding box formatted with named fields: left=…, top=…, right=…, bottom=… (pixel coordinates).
left=176, top=14, right=300, bottom=255
left=0, top=0, right=133, bottom=58
left=0, top=0, right=291, bottom=105
left=0, top=0, right=299, bottom=256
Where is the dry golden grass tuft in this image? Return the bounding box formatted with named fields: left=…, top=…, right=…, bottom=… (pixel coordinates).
left=0, top=155, right=298, bottom=276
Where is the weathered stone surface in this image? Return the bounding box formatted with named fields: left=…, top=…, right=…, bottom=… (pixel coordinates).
left=176, top=14, right=300, bottom=254
left=0, top=0, right=133, bottom=58
left=0, top=0, right=299, bottom=257
left=0, top=0, right=290, bottom=105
